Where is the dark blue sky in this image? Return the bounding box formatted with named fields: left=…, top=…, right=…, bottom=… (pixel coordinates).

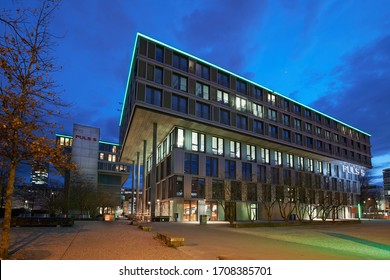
left=4, top=0, right=390, bottom=185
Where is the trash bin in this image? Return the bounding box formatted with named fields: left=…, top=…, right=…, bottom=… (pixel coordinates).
left=200, top=214, right=207, bottom=225
left=174, top=213, right=179, bottom=222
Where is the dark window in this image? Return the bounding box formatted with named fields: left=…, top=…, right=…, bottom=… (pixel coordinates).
left=220, top=109, right=230, bottom=125
left=282, top=129, right=291, bottom=142
left=184, top=153, right=199, bottom=175
left=206, top=157, right=218, bottom=177
left=257, top=165, right=267, bottom=183
left=282, top=114, right=290, bottom=126
left=247, top=183, right=257, bottom=201
left=155, top=46, right=164, bottom=63
left=217, top=71, right=229, bottom=87
left=269, top=125, right=278, bottom=138
left=212, top=179, right=225, bottom=199
left=253, top=87, right=262, bottom=100
left=282, top=99, right=290, bottom=110
left=271, top=167, right=280, bottom=184
left=191, top=178, right=205, bottom=198
left=225, top=160, right=236, bottom=179
left=172, top=94, right=188, bottom=113
left=268, top=109, right=277, bottom=121
left=236, top=79, right=247, bottom=94
left=154, top=67, right=163, bottom=84
left=237, top=114, right=248, bottom=130
left=293, top=104, right=301, bottom=114
left=306, top=137, right=313, bottom=148
left=304, top=109, right=312, bottom=119
left=196, top=102, right=210, bottom=120
left=145, top=86, right=162, bottom=106
left=172, top=176, right=184, bottom=197
left=253, top=120, right=264, bottom=134
left=295, top=133, right=302, bottom=145
left=172, top=53, right=188, bottom=71
left=196, top=63, right=210, bottom=80
left=242, top=162, right=252, bottom=181
left=230, top=181, right=242, bottom=200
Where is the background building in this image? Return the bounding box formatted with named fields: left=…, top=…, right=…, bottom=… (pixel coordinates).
left=119, top=33, right=372, bottom=222
left=57, top=124, right=130, bottom=217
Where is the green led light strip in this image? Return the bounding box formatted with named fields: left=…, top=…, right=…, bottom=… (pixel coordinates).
left=119, top=33, right=371, bottom=137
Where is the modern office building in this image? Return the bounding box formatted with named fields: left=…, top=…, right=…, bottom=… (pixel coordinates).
left=383, top=168, right=390, bottom=215
left=119, top=33, right=372, bottom=222
left=56, top=124, right=130, bottom=214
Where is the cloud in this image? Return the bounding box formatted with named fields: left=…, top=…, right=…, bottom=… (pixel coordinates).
left=309, top=34, right=390, bottom=184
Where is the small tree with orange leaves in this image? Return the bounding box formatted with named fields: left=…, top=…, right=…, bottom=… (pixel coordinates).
left=0, top=0, right=74, bottom=258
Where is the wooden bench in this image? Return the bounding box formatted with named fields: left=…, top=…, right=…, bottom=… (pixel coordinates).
left=138, top=224, right=152, bottom=232
left=156, top=232, right=184, bottom=247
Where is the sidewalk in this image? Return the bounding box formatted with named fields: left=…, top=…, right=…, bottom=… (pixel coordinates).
left=2, top=218, right=390, bottom=260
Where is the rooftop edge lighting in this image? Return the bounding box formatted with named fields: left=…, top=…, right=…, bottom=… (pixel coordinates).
left=119, top=32, right=371, bottom=137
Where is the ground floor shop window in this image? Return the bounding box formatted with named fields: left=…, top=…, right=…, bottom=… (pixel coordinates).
left=183, top=201, right=197, bottom=221
left=205, top=201, right=218, bottom=221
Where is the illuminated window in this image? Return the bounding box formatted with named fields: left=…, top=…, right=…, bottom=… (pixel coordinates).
left=196, top=82, right=209, bottom=99
left=267, top=93, right=276, bottom=106
left=235, top=96, right=247, bottom=112
left=246, top=145, right=256, bottom=161
left=212, top=136, right=224, bottom=156
left=261, top=148, right=270, bottom=164
left=286, top=154, right=294, bottom=168
left=99, top=153, right=104, bottom=160
left=297, top=156, right=304, bottom=170
left=177, top=128, right=184, bottom=148
left=252, top=103, right=263, bottom=117
left=274, top=151, right=282, bottom=166
left=191, top=131, right=205, bottom=152
left=230, top=140, right=241, bottom=159
left=217, top=90, right=230, bottom=105
left=172, top=74, right=187, bottom=92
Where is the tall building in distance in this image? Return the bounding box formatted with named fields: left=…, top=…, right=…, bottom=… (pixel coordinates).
left=57, top=124, right=130, bottom=212
left=383, top=168, right=390, bottom=215
left=119, top=33, right=372, bottom=222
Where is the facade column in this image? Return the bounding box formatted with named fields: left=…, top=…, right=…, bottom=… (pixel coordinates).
left=150, top=123, right=157, bottom=219
left=142, top=140, right=147, bottom=216
left=131, top=160, right=135, bottom=214
left=136, top=152, right=140, bottom=214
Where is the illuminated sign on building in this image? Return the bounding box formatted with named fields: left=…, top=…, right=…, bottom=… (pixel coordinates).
left=342, top=164, right=366, bottom=177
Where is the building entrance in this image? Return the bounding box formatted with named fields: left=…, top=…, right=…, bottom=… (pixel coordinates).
left=183, top=201, right=197, bottom=221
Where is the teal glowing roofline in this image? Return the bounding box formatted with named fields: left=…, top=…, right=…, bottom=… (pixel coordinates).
left=99, top=140, right=120, bottom=146
left=56, top=133, right=72, bottom=138
left=119, top=33, right=371, bottom=136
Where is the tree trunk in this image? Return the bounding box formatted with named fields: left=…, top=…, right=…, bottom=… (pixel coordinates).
left=0, top=162, right=17, bottom=258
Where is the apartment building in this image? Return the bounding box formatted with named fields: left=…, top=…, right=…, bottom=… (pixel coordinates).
left=119, top=33, right=372, bottom=222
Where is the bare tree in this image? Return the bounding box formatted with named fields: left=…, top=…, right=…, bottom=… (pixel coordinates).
left=259, top=184, right=277, bottom=223
left=0, top=0, right=74, bottom=258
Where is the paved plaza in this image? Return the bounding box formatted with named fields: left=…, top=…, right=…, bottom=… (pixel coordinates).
left=2, top=219, right=390, bottom=260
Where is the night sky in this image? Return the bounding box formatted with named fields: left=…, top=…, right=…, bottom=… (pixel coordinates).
left=3, top=0, right=390, bottom=185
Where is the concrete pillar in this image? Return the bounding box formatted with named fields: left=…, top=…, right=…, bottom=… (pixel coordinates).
left=136, top=151, right=140, bottom=214
left=150, top=123, right=157, bottom=219
left=142, top=140, right=147, bottom=215
left=131, top=160, right=135, bottom=214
